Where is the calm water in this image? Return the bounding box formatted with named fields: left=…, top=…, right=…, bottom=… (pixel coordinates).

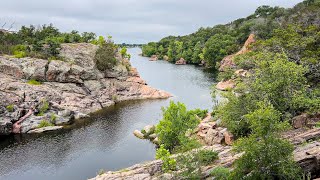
left=0, top=48, right=217, bottom=180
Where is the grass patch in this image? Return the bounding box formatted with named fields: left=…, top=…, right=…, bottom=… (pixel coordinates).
left=37, top=120, right=54, bottom=128
left=97, top=169, right=105, bottom=176
left=6, top=104, right=14, bottom=112
left=198, top=149, right=219, bottom=166
left=50, top=113, right=57, bottom=124
left=210, top=166, right=231, bottom=180
left=37, top=99, right=49, bottom=116
left=27, top=79, right=42, bottom=85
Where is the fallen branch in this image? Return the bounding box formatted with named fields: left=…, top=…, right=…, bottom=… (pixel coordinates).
left=12, top=108, right=34, bottom=133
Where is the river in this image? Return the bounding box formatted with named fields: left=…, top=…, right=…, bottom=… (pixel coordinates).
left=0, top=48, right=217, bottom=180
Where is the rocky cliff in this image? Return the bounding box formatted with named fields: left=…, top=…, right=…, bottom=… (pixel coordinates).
left=0, top=43, right=171, bottom=135
left=219, top=34, right=255, bottom=72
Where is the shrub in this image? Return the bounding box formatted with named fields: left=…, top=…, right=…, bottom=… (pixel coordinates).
left=230, top=103, right=301, bottom=179
left=37, top=99, right=49, bottom=116
left=50, top=113, right=57, bottom=124
left=156, top=101, right=204, bottom=151
left=97, top=169, right=105, bottom=176
left=95, top=42, right=117, bottom=71
left=13, top=50, right=26, bottom=58
left=197, top=150, right=218, bottom=166
left=37, top=120, right=54, bottom=128
left=175, top=149, right=218, bottom=179
left=210, top=166, right=231, bottom=180
left=27, top=79, right=42, bottom=85
left=217, top=68, right=235, bottom=81
left=6, top=104, right=14, bottom=112
left=173, top=137, right=201, bottom=153
left=155, top=145, right=176, bottom=172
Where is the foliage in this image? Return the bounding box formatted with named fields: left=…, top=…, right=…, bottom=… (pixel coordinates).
left=97, top=169, right=105, bottom=176
left=95, top=42, right=117, bottom=71
left=197, top=150, right=218, bottom=165
left=0, top=24, right=107, bottom=60
left=255, top=24, right=320, bottom=85
left=155, top=101, right=205, bottom=151
left=50, top=113, right=57, bottom=124
left=27, top=79, right=42, bottom=85
left=210, top=166, right=231, bottom=180
left=37, top=99, right=49, bottom=116
left=155, top=145, right=176, bottom=172
left=217, top=67, right=235, bottom=81
left=6, top=104, right=14, bottom=112
left=37, top=120, right=54, bottom=128
left=216, top=52, right=316, bottom=137
left=142, top=42, right=156, bottom=57
left=203, top=34, right=238, bottom=67
left=174, top=149, right=218, bottom=179
left=141, top=0, right=320, bottom=72
left=173, top=137, right=201, bottom=153
left=230, top=103, right=301, bottom=179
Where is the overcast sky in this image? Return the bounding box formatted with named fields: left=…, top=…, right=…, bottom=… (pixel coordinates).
left=0, top=0, right=302, bottom=43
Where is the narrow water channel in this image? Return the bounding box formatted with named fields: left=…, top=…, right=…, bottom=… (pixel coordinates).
left=0, top=48, right=217, bottom=180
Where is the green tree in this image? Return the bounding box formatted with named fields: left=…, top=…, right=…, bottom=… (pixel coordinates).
left=156, top=101, right=206, bottom=151
left=94, top=42, right=117, bottom=71
left=231, top=103, right=301, bottom=179
left=203, top=34, right=237, bottom=67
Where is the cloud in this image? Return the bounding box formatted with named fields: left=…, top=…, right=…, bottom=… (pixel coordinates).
left=0, top=0, right=302, bottom=43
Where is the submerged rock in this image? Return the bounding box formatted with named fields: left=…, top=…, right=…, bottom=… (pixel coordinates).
left=133, top=130, right=145, bottom=139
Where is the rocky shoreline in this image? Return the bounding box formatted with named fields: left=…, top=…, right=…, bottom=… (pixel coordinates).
left=91, top=113, right=320, bottom=180
left=0, top=43, right=171, bottom=135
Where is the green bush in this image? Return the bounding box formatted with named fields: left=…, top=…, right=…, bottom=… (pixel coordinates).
left=13, top=50, right=26, bottom=58
left=197, top=150, right=218, bottom=166
left=216, top=52, right=314, bottom=137
left=174, top=149, right=218, bottom=179
left=50, top=113, right=57, bottom=124
left=37, top=99, right=49, bottom=116
left=217, top=68, right=235, bottom=81
left=95, top=42, right=117, bottom=71
left=37, top=120, right=54, bottom=128
left=210, top=166, right=231, bottom=180
left=173, top=137, right=201, bottom=153
left=156, top=101, right=204, bottom=151
left=230, top=103, right=301, bottom=179
left=27, top=79, right=42, bottom=85
left=6, top=104, right=14, bottom=112
left=155, top=145, right=176, bottom=172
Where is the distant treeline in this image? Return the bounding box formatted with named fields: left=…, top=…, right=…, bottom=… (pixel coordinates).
left=142, top=0, right=320, bottom=71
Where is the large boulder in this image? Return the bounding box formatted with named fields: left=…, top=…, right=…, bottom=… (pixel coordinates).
left=292, top=113, right=309, bottom=129
left=18, top=58, right=47, bottom=81
left=0, top=57, right=24, bottom=79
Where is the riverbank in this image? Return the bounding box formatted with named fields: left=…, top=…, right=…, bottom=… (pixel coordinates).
left=0, top=43, right=171, bottom=135
left=91, top=113, right=320, bottom=180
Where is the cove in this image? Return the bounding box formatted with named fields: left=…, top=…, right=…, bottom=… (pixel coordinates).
left=0, top=48, right=217, bottom=180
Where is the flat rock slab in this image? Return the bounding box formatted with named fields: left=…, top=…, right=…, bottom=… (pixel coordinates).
left=27, top=126, right=63, bottom=134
